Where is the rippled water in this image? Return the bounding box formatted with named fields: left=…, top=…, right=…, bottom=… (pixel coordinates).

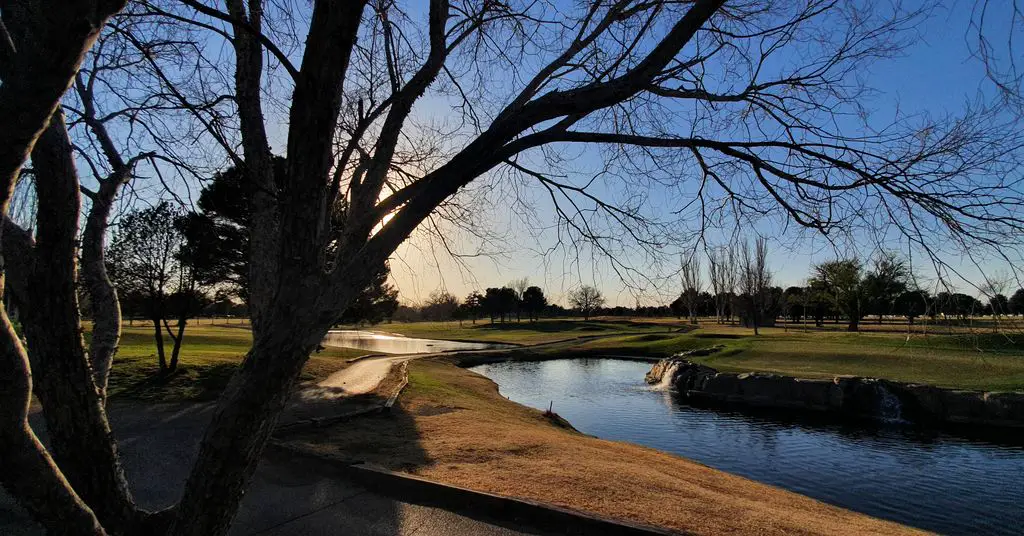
left=323, top=330, right=514, bottom=354
left=470, top=358, right=1024, bottom=535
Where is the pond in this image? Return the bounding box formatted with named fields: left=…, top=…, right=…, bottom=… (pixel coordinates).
left=469, top=358, right=1024, bottom=535
left=323, top=330, right=515, bottom=354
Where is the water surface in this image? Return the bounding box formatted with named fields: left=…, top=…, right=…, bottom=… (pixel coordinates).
left=470, top=358, right=1024, bottom=535
left=323, top=330, right=514, bottom=354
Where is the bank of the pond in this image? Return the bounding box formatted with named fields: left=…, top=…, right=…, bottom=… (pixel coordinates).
left=648, top=356, right=1024, bottom=429
left=282, top=358, right=920, bottom=536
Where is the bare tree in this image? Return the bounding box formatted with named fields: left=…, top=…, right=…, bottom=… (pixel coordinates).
left=738, top=237, right=772, bottom=335
left=710, top=243, right=740, bottom=324
left=509, top=277, right=530, bottom=321
left=5, top=2, right=1024, bottom=535
left=569, top=285, right=606, bottom=321
left=707, top=247, right=725, bottom=323
left=680, top=256, right=703, bottom=324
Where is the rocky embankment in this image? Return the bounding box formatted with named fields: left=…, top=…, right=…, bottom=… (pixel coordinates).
left=647, top=350, right=1024, bottom=428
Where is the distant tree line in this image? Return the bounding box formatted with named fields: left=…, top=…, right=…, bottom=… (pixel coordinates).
left=669, top=241, right=1024, bottom=332
left=391, top=282, right=615, bottom=324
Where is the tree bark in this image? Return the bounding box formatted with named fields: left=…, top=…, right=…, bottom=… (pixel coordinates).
left=170, top=287, right=339, bottom=536
left=81, top=179, right=125, bottom=401
left=14, top=115, right=139, bottom=533
left=0, top=306, right=106, bottom=536
left=225, top=0, right=277, bottom=335
left=165, top=315, right=187, bottom=373
left=152, top=318, right=168, bottom=372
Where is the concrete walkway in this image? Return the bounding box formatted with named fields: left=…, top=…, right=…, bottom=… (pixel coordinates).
left=318, top=354, right=412, bottom=396
left=1, top=401, right=551, bottom=535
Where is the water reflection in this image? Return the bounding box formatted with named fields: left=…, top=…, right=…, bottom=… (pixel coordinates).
left=470, top=358, right=1024, bottom=536
left=323, top=330, right=515, bottom=354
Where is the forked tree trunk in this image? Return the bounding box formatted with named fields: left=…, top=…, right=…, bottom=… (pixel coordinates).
left=166, top=315, right=187, bottom=373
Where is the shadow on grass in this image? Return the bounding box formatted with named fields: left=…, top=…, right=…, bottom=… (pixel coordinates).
left=108, top=362, right=239, bottom=402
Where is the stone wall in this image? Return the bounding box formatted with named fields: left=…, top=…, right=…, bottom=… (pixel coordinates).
left=647, top=358, right=1024, bottom=428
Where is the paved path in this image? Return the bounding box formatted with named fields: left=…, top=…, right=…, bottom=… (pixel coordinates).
left=1, top=402, right=551, bottom=536
left=318, top=354, right=412, bottom=395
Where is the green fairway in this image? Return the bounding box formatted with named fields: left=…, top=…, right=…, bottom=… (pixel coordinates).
left=106, top=324, right=366, bottom=401
left=564, top=324, right=1024, bottom=391
left=102, top=318, right=1024, bottom=400
left=363, top=318, right=680, bottom=345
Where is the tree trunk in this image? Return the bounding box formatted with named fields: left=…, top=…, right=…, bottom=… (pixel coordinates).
left=0, top=305, right=106, bottom=536
left=847, top=317, right=860, bottom=332
left=80, top=178, right=125, bottom=402
left=168, top=316, right=187, bottom=373
left=170, top=300, right=333, bottom=536
left=152, top=318, right=167, bottom=372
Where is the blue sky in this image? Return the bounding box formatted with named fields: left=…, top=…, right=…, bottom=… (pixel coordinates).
left=388, top=1, right=1022, bottom=306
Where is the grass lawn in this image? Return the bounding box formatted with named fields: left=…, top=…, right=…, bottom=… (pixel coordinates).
left=282, top=359, right=920, bottom=536
left=562, top=324, right=1024, bottom=391
left=355, top=318, right=681, bottom=345
left=106, top=323, right=367, bottom=401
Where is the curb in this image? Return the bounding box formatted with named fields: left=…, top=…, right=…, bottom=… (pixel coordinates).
left=383, top=362, right=408, bottom=412
left=270, top=442, right=686, bottom=536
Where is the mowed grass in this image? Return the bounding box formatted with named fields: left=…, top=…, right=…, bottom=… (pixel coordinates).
left=565, top=324, right=1024, bottom=391
left=283, top=359, right=920, bottom=536
left=361, top=318, right=681, bottom=345
left=106, top=324, right=366, bottom=401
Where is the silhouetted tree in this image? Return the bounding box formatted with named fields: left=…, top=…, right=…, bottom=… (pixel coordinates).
left=462, top=291, right=484, bottom=324
left=989, top=294, right=1010, bottom=317
left=521, top=286, right=547, bottom=321
left=896, top=290, right=933, bottom=325
left=1011, top=289, right=1024, bottom=316
left=569, top=286, right=605, bottom=321
left=783, top=287, right=806, bottom=323
left=482, top=287, right=518, bottom=323
left=421, top=290, right=460, bottom=321
left=508, top=278, right=530, bottom=321
left=336, top=270, right=399, bottom=325
left=179, top=160, right=398, bottom=321
left=108, top=201, right=198, bottom=373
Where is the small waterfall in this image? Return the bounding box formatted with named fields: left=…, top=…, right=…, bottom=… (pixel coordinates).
left=875, top=383, right=904, bottom=423
left=653, top=361, right=682, bottom=391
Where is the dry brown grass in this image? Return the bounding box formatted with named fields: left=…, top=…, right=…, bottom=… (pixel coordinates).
left=287, top=359, right=926, bottom=536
